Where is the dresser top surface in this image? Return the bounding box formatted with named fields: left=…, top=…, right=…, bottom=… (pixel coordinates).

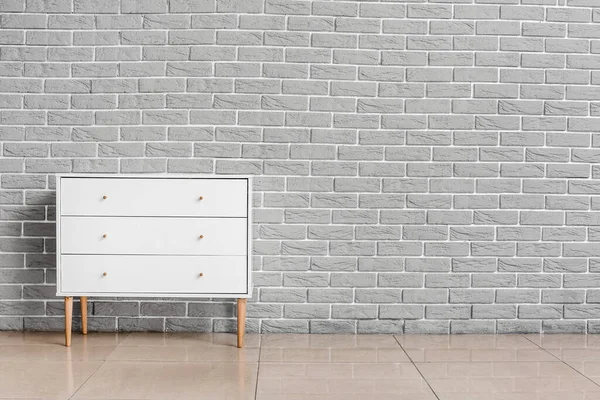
left=57, top=174, right=252, bottom=180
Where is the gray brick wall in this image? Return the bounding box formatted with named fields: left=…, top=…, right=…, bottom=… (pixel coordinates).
left=0, top=0, right=599, bottom=334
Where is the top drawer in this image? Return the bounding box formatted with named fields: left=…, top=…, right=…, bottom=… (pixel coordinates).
left=60, top=177, right=248, bottom=217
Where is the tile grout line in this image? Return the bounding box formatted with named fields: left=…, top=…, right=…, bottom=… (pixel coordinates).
left=67, top=332, right=129, bottom=399
left=522, top=334, right=600, bottom=389
left=254, top=337, right=262, bottom=400
left=96, top=331, right=131, bottom=362
left=393, top=334, right=441, bottom=400
left=68, top=359, right=107, bottom=400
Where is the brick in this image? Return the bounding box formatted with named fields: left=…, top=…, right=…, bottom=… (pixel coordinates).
left=497, top=320, right=541, bottom=334
left=404, top=289, right=448, bottom=304
left=308, top=289, right=352, bottom=303
left=405, top=321, right=449, bottom=334
left=408, top=4, right=451, bottom=19
left=497, top=289, right=540, bottom=304
left=519, top=305, right=562, bottom=319
left=309, top=257, right=354, bottom=272
left=451, top=289, right=494, bottom=304
left=456, top=5, right=499, bottom=20
left=473, top=305, right=516, bottom=319
left=378, top=273, right=423, bottom=288
left=426, top=305, right=470, bottom=320
left=331, top=273, right=375, bottom=288
left=543, top=290, right=585, bottom=304
left=548, top=8, right=590, bottom=22
left=451, top=320, right=495, bottom=334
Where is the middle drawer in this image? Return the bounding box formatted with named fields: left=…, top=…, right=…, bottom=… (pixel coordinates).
left=61, top=217, right=247, bottom=256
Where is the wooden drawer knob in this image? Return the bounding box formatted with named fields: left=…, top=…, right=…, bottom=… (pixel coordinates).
left=103, top=272, right=107, bottom=277
left=102, top=195, right=108, bottom=200
left=199, top=273, right=204, bottom=277
left=198, top=196, right=204, bottom=201
left=102, top=234, right=107, bottom=238
left=198, top=235, right=204, bottom=239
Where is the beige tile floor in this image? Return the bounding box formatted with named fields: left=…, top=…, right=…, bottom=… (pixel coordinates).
left=1, top=332, right=600, bottom=399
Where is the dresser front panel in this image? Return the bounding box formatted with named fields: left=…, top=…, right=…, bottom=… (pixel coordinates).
left=61, top=217, right=247, bottom=256
left=60, top=255, right=248, bottom=295
left=61, top=178, right=247, bottom=217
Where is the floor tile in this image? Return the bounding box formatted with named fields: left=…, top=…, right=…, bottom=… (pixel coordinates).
left=525, top=334, right=600, bottom=350
left=107, top=344, right=259, bottom=362
left=0, top=344, right=117, bottom=361
left=431, top=393, right=592, bottom=400
left=396, top=334, right=539, bottom=350
left=119, top=332, right=260, bottom=348
left=0, top=360, right=102, bottom=400
left=532, top=336, right=600, bottom=386
left=547, top=349, right=600, bottom=363
left=0, top=332, right=129, bottom=347
left=525, top=334, right=600, bottom=375
left=256, top=362, right=437, bottom=400
left=259, top=334, right=410, bottom=363
left=566, top=361, right=600, bottom=386
left=260, top=347, right=410, bottom=363
left=416, top=361, right=600, bottom=400
left=72, top=361, right=257, bottom=400
left=107, top=332, right=260, bottom=362
left=0, top=332, right=126, bottom=361
left=0, top=333, right=128, bottom=361
left=397, top=334, right=557, bottom=362
left=260, top=334, right=398, bottom=349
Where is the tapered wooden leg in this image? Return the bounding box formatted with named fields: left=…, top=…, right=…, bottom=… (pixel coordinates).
left=80, top=296, right=88, bottom=335
left=237, top=298, right=246, bottom=348
left=64, top=297, right=73, bottom=347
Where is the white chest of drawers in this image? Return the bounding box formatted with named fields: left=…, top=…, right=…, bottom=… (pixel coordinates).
left=56, top=174, right=252, bottom=347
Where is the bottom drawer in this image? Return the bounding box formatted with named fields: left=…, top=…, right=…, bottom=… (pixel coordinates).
left=59, top=255, right=248, bottom=296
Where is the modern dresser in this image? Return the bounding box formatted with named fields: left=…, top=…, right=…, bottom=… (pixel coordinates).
left=56, top=174, right=252, bottom=347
